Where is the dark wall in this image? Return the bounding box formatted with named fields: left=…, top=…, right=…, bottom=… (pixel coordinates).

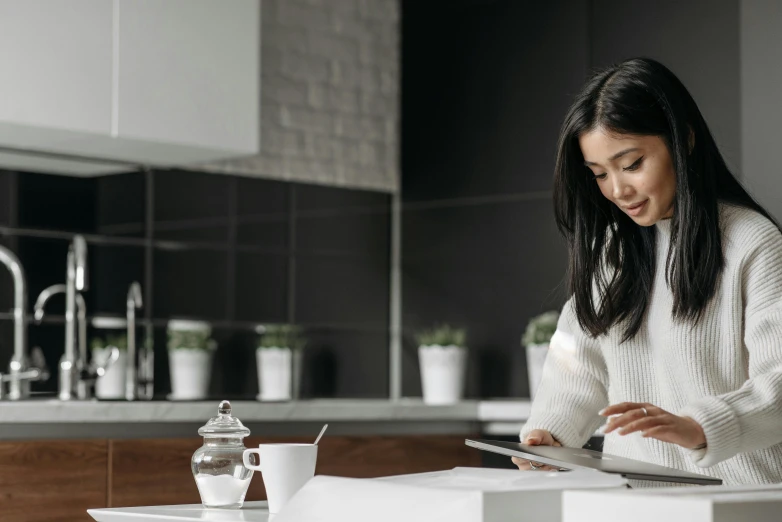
left=401, top=0, right=587, bottom=398
left=400, top=0, right=741, bottom=398
left=0, top=169, right=390, bottom=399
left=590, top=0, right=740, bottom=173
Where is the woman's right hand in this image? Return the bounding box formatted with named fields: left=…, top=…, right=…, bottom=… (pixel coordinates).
left=511, top=429, right=561, bottom=471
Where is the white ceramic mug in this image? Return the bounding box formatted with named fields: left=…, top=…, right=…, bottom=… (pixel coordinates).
left=242, top=443, right=317, bottom=514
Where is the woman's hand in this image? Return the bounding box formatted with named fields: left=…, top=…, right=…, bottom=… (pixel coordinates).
left=511, top=429, right=561, bottom=471
left=600, top=402, right=706, bottom=450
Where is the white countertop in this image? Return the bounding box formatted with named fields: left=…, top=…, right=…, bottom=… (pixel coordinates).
left=0, top=398, right=530, bottom=424
left=0, top=398, right=533, bottom=439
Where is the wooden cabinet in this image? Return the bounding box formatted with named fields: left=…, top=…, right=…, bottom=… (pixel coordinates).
left=0, top=440, right=107, bottom=522
left=110, top=439, right=202, bottom=508
left=109, top=435, right=481, bottom=508
left=0, top=434, right=481, bottom=520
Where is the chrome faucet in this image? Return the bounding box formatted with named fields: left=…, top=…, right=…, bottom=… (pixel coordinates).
left=125, top=282, right=143, bottom=401
left=34, top=285, right=87, bottom=370
left=33, top=283, right=116, bottom=400
left=0, top=245, right=48, bottom=399
left=62, top=236, right=88, bottom=400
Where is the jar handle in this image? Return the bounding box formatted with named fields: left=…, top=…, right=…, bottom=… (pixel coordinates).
left=243, top=448, right=262, bottom=471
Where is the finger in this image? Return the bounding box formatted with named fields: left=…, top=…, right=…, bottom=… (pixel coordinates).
left=618, top=416, right=671, bottom=436
left=511, top=457, right=557, bottom=472
left=524, top=429, right=553, bottom=446
left=600, top=402, right=644, bottom=416
left=603, top=408, right=653, bottom=434
left=532, top=464, right=558, bottom=471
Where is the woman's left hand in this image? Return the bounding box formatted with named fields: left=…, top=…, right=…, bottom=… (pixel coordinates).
left=600, top=402, right=707, bottom=450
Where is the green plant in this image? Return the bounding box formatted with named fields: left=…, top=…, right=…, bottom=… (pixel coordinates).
left=90, top=333, right=127, bottom=351
left=522, top=311, right=559, bottom=346
left=167, top=328, right=214, bottom=351
left=257, top=324, right=307, bottom=350
left=415, top=323, right=467, bottom=348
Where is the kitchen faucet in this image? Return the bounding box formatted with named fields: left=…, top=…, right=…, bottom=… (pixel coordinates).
left=34, top=283, right=118, bottom=400
left=125, top=282, right=143, bottom=401
left=0, top=245, right=48, bottom=399
left=60, top=236, right=88, bottom=400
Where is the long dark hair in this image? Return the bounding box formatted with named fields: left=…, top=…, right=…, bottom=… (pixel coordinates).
left=554, top=57, right=774, bottom=342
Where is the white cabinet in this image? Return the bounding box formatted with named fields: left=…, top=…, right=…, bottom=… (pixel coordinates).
left=117, top=0, right=258, bottom=155
left=0, top=0, right=260, bottom=175
left=0, top=0, right=113, bottom=137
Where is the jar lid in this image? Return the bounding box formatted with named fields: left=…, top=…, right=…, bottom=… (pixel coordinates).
left=197, top=400, right=250, bottom=437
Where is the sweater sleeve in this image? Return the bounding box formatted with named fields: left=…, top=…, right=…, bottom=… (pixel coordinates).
left=679, top=218, right=782, bottom=468
left=519, top=299, right=609, bottom=448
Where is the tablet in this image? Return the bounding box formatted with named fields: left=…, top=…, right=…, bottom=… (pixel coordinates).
left=465, top=438, right=722, bottom=485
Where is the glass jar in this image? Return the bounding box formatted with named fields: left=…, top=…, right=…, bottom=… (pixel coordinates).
left=191, top=400, right=254, bottom=509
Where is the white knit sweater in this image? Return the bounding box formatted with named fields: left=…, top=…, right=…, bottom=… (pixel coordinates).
left=520, top=203, right=782, bottom=486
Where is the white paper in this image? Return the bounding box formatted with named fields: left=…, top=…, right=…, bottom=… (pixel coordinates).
left=380, top=466, right=627, bottom=491
left=272, top=475, right=483, bottom=522
left=272, top=467, right=627, bottom=522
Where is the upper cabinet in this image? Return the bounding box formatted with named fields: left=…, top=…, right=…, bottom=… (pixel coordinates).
left=0, top=0, right=113, bottom=137
left=116, top=0, right=259, bottom=161
left=0, top=0, right=260, bottom=175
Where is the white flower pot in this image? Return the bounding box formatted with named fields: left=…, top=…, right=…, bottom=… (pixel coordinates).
left=93, top=348, right=127, bottom=400
left=168, top=349, right=213, bottom=400
left=418, top=344, right=467, bottom=405
left=525, top=343, right=549, bottom=401
left=256, top=347, right=302, bottom=401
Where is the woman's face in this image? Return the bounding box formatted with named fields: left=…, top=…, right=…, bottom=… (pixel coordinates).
left=579, top=127, right=676, bottom=226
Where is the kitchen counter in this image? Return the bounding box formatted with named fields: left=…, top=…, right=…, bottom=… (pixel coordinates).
left=0, top=399, right=532, bottom=440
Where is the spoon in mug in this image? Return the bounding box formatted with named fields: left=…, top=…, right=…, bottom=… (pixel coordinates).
left=314, top=424, right=328, bottom=445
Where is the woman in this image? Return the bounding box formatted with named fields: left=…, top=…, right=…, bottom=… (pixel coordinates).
left=514, top=57, right=782, bottom=486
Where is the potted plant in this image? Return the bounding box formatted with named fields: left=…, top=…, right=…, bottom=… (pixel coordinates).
left=255, top=324, right=306, bottom=402
left=167, top=319, right=216, bottom=400
left=521, top=310, right=559, bottom=400
left=91, top=317, right=129, bottom=400
left=416, top=324, right=468, bottom=405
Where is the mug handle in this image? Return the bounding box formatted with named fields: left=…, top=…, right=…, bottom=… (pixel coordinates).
left=243, top=448, right=262, bottom=471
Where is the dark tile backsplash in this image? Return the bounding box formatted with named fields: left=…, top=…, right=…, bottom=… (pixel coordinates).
left=234, top=251, right=288, bottom=324
left=18, top=173, right=97, bottom=233
left=154, top=170, right=231, bottom=243
left=0, top=169, right=391, bottom=398
left=90, top=243, right=146, bottom=316
left=152, top=246, right=229, bottom=320
left=295, top=255, right=389, bottom=326
left=96, top=173, right=147, bottom=237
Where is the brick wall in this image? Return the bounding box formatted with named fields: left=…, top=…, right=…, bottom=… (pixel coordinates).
left=199, top=0, right=400, bottom=193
